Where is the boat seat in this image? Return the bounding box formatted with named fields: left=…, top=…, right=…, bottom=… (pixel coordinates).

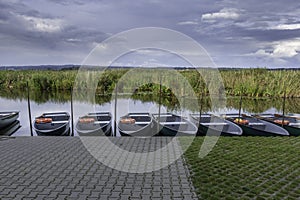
left=179, top=131, right=196, bottom=134
left=51, top=121, right=69, bottom=124
left=154, top=114, right=173, bottom=117
left=134, top=122, right=150, bottom=125
left=230, top=131, right=242, bottom=135
left=191, top=114, right=210, bottom=117
left=88, top=114, right=110, bottom=117
left=123, top=131, right=139, bottom=134
left=200, top=122, right=228, bottom=126
left=248, top=123, right=265, bottom=126
left=0, top=113, right=12, bottom=116
left=289, top=123, right=300, bottom=126
left=160, top=122, right=188, bottom=125
left=94, top=121, right=110, bottom=124
left=129, top=114, right=150, bottom=117
left=259, top=115, right=273, bottom=118
left=44, top=114, right=68, bottom=117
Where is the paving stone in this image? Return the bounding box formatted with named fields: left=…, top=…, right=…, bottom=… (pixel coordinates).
left=0, top=137, right=198, bottom=200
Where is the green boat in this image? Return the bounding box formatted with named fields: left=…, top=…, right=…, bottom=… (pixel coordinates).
left=254, top=114, right=300, bottom=136
left=190, top=113, right=243, bottom=136
left=225, top=114, right=289, bottom=136
left=152, top=113, right=198, bottom=136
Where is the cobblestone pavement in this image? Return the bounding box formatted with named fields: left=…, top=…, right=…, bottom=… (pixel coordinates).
left=0, top=136, right=198, bottom=199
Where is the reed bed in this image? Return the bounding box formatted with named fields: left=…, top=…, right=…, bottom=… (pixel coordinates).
left=0, top=68, right=300, bottom=97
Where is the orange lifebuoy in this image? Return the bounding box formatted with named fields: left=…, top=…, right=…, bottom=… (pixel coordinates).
left=274, top=119, right=289, bottom=125
left=120, top=118, right=136, bottom=124
left=234, top=118, right=249, bottom=125
left=36, top=118, right=52, bottom=124
left=79, top=118, right=95, bottom=124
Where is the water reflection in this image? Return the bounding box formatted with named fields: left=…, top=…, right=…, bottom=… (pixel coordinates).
left=1, top=89, right=300, bottom=136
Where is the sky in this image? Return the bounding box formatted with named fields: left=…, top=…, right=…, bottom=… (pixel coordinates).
left=0, top=0, right=300, bottom=68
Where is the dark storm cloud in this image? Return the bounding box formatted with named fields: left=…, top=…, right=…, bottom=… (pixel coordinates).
left=0, top=0, right=299, bottom=66
left=0, top=0, right=108, bottom=50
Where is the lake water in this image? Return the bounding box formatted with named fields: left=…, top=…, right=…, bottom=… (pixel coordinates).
left=1, top=90, right=300, bottom=136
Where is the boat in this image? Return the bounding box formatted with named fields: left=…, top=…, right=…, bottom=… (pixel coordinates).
left=0, top=111, right=19, bottom=129
left=33, top=112, right=70, bottom=136
left=254, top=114, right=300, bottom=136
left=0, top=120, right=20, bottom=136
left=225, top=114, right=289, bottom=136
left=118, top=113, right=155, bottom=136
left=76, top=112, right=112, bottom=136
left=190, top=113, right=243, bottom=136
left=152, top=113, right=198, bottom=136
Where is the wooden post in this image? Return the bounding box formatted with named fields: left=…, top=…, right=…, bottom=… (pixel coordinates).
left=281, top=89, right=286, bottom=127
left=27, top=82, right=33, bottom=136
left=199, top=90, right=204, bottom=123
left=238, top=88, right=243, bottom=119
left=70, top=88, right=74, bottom=136
left=114, top=82, right=118, bottom=137
left=158, top=74, right=162, bottom=134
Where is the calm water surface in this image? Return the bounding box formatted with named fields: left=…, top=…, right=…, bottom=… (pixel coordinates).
left=1, top=90, right=300, bottom=136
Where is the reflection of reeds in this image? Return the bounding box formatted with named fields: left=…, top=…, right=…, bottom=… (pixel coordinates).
left=2, top=88, right=300, bottom=114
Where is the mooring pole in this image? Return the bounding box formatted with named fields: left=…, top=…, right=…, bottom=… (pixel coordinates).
left=27, top=82, right=33, bottom=136
left=281, top=89, right=286, bottom=127
left=114, top=82, right=118, bottom=137
left=199, top=90, right=204, bottom=122
left=238, top=88, right=243, bottom=119
left=183, top=82, right=186, bottom=109
left=70, top=88, right=74, bottom=136
left=158, top=74, right=162, bottom=134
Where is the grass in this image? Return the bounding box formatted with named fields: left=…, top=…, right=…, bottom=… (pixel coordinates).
left=182, top=137, right=300, bottom=199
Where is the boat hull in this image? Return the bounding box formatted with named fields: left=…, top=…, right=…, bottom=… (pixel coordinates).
left=282, top=125, right=300, bottom=136
left=255, top=115, right=300, bottom=136
left=0, top=120, right=21, bottom=136
left=35, top=124, right=70, bottom=136
left=77, top=126, right=111, bottom=136
left=190, top=114, right=243, bottom=136
left=34, top=112, right=70, bottom=136
left=197, top=124, right=241, bottom=136
left=76, top=112, right=112, bottom=136
left=119, top=123, right=155, bottom=136
left=153, top=113, right=198, bottom=136
left=0, top=112, right=19, bottom=129
left=237, top=124, right=279, bottom=136
left=226, top=114, right=289, bottom=136
left=118, top=113, right=155, bottom=137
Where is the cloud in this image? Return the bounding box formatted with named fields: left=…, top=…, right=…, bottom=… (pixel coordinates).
left=16, top=14, right=63, bottom=33
left=177, top=21, right=198, bottom=25
left=201, top=8, right=240, bottom=22
left=270, top=23, right=300, bottom=30
left=0, top=0, right=299, bottom=67
left=272, top=39, right=300, bottom=58
left=252, top=38, right=300, bottom=58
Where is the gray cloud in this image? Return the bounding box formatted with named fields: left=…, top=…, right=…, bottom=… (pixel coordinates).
left=0, top=0, right=299, bottom=67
